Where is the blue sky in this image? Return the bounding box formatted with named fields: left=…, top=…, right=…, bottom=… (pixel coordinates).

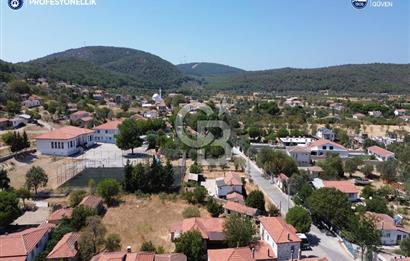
left=1, top=0, right=409, bottom=70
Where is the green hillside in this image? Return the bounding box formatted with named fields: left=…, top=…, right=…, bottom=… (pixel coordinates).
left=205, top=63, right=410, bottom=93
left=18, top=46, right=184, bottom=88
left=177, top=62, right=244, bottom=77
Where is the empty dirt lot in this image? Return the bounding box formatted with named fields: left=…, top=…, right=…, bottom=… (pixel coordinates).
left=102, top=194, right=210, bottom=252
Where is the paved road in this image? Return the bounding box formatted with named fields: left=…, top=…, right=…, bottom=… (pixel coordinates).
left=232, top=147, right=355, bottom=261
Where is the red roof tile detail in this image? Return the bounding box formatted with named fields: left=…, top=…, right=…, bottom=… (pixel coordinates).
left=47, top=232, right=80, bottom=259
left=94, top=120, right=122, bottom=130
left=323, top=180, right=359, bottom=194
left=367, top=146, right=395, bottom=157
left=224, top=201, right=258, bottom=217
left=36, top=126, right=94, bottom=140
left=259, top=217, right=301, bottom=244
left=224, top=172, right=243, bottom=186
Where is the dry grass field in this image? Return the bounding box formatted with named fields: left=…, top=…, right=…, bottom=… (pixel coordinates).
left=102, top=194, right=210, bottom=252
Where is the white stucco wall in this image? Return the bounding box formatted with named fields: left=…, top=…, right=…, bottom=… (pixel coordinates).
left=37, top=134, right=95, bottom=156
left=381, top=229, right=409, bottom=245
left=260, top=223, right=300, bottom=261
left=94, top=129, right=118, bottom=144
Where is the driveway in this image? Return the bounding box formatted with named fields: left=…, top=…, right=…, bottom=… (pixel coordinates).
left=232, top=147, right=354, bottom=261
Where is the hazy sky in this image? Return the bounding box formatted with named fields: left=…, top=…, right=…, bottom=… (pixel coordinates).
left=1, top=0, right=409, bottom=70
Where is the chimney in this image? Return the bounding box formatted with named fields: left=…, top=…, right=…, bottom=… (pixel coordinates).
left=127, top=246, right=131, bottom=253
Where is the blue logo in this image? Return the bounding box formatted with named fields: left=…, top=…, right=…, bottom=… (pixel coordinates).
left=8, top=0, right=24, bottom=10
left=351, top=0, right=368, bottom=9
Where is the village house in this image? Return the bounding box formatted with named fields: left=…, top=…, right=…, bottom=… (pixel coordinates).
left=223, top=201, right=258, bottom=218
left=170, top=217, right=225, bottom=247
left=36, top=126, right=95, bottom=156
left=69, top=111, right=93, bottom=127
left=46, top=232, right=80, bottom=261
left=286, top=146, right=311, bottom=166
left=79, top=195, right=104, bottom=214
left=259, top=216, right=301, bottom=261
left=312, top=178, right=359, bottom=201
left=226, top=192, right=244, bottom=203
left=278, top=137, right=313, bottom=147
left=0, top=224, right=53, bottom=261
left=352, top=113, right=366, bottom=120
left=315, top=127, right=335, bottom=141
left=367, top=212, right=410, bottom=246
left=368, top=145, right=395, bottom=161
left=208, top=242, right=275, bottom=261
left=22, top=95, right=42, bottom=108
left=306, top=166, right=323, bottom=178
left=215, top=172, right=243, bottom=197
left=309, top=139, right=349, bottom=158
left=91, top=252, right=187, bottom=261
left=284, top=97, right=303, bottom=107
left=368, top=110, right=382, bottom=117
left=394, top=109, right=407, bottom=117
left=93, top=120, right=122, bottom=144
left=11, top=114, right=31, bottom=128
left=48, top=207, right=73, bottom=224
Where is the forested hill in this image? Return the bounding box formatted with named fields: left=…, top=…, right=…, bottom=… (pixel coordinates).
left=177, top=62, right=244, bottom=77
left=15, top=46, right=185, bottom=89
left=205, top=63, right=410, bottom=93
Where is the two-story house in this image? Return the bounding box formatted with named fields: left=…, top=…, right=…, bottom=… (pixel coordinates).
left=315, top=127, right=335, bottom=141
left=309, top=139, right=349, bottom=158
left=259, top=217, right=301, bottom=261
left=93, top=120, right=122, bottom=144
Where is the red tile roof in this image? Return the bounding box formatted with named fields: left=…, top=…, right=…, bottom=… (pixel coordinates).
left=309, top=139, right=346, bottom=150
left=277, top=173, right=288, bottom=182
left=94, top=120, right=122, bottom=130
left=0, top=225, right=52, bottom=259
left=301, top=258, right=329, bottom=261
left=368, top=146, right=395, bottom=158
left=170, top=218, right=225, bottom=240
left=70, top=111, right=91, bottom=117
left=226, top=192, right=244, bottom=202
left=48, top=207, right=73, bottom=222
left=0, top=118, right=9, bottom=123
left=91, top=252, right=184, bottom=261
left=224, top=172, right=243, bottom=186
left=36, top=126, right=94, bottom=140
left=367, top=212, right=410, bottom=233
left=323, top=180, right=359, bottom=194
left=259, top=217, right=301, bottom=244
left=79, top=195, right=103, bottom=209
left=252, top=240, right=275, bottom=260
left=208, top=247, right=254, bottom=261
left=224, top=201, right=258, bottom=217
left=47, top=232, right=80, bottom=259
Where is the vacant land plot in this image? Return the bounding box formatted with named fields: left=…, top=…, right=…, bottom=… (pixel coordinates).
left=102, top=194, right=209, bottom=252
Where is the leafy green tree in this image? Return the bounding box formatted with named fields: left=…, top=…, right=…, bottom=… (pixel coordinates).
left=344, top=158, right=362, bottom=177
left=256, top=148, right=298, bottom=176
left=69, top=190, right=87, bottom=207
left=286, top=171, right=310, bottom=195
left=361, top=185, right=375, bottom=199
left=319, top=154, right=344, bottom=180
left=377, top=160, right=397, bottom=183
left=207, top=198, right=224, bottom=217
left=223, top=214, right=256, bottom=247
left=189, top=162, right=203, bottom=174
left=248, top=126, right=262, bottom=140
left=277, top=128, right=289, bottom=138
left=294, top=183, right=313, bottom=206
left=400, top=237, right=410, bottom=256
left=6, top=100, right=21, bottom=114
left=307, top=188, right=352, bottom=229
left=184, top=186, right=207, bottom=204
left=342, top=216, right=380, bottom=261
left=78, top=230, right=97, bottom=261
left=267, top=203, right=281, bottom=217
left=116, top=119, right=142, bottom=154
left=285, top=206, right=312, bottom=233
left=25, top=166, right=48, bottom=194
left=365, top=196, right=391, bottom=215
left=16, top=187, right=30, bottom=208
left=245, top=190, right=265, bottom=213
left=84, top=216, right=107, bottom=254
left=182, top=206, right=201, bottom=218
left=105, top=233, right=121, bottom=251
left=97, top=178, right=120, bottom=206
left=0, top=169, right=10, bottom=191
left=140, top=240, right=157, bottom=252
left=70, top=206, right=96, bottom=230
left=361, top=164, right=374, bottom=178
left=88, top=179, right=96, bottom=195
left=175, top=230, right=206, bottom=261
left=0, top=191, right=20, bottom=226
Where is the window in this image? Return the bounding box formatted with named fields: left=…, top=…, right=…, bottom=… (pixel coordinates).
left=329, top=146, right=333, bottom=150
left=105, top=130, right=108, bottom=134
left=51, top=142, right=54, bottom=149
left=57, top=142, right=60, bottom=149
left=322, top=146, right=326, bottom=150
left=62, top=142, right=64, bottom=149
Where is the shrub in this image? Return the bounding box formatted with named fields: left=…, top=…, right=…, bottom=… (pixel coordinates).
left=182, top=206, right=201, bottom=218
